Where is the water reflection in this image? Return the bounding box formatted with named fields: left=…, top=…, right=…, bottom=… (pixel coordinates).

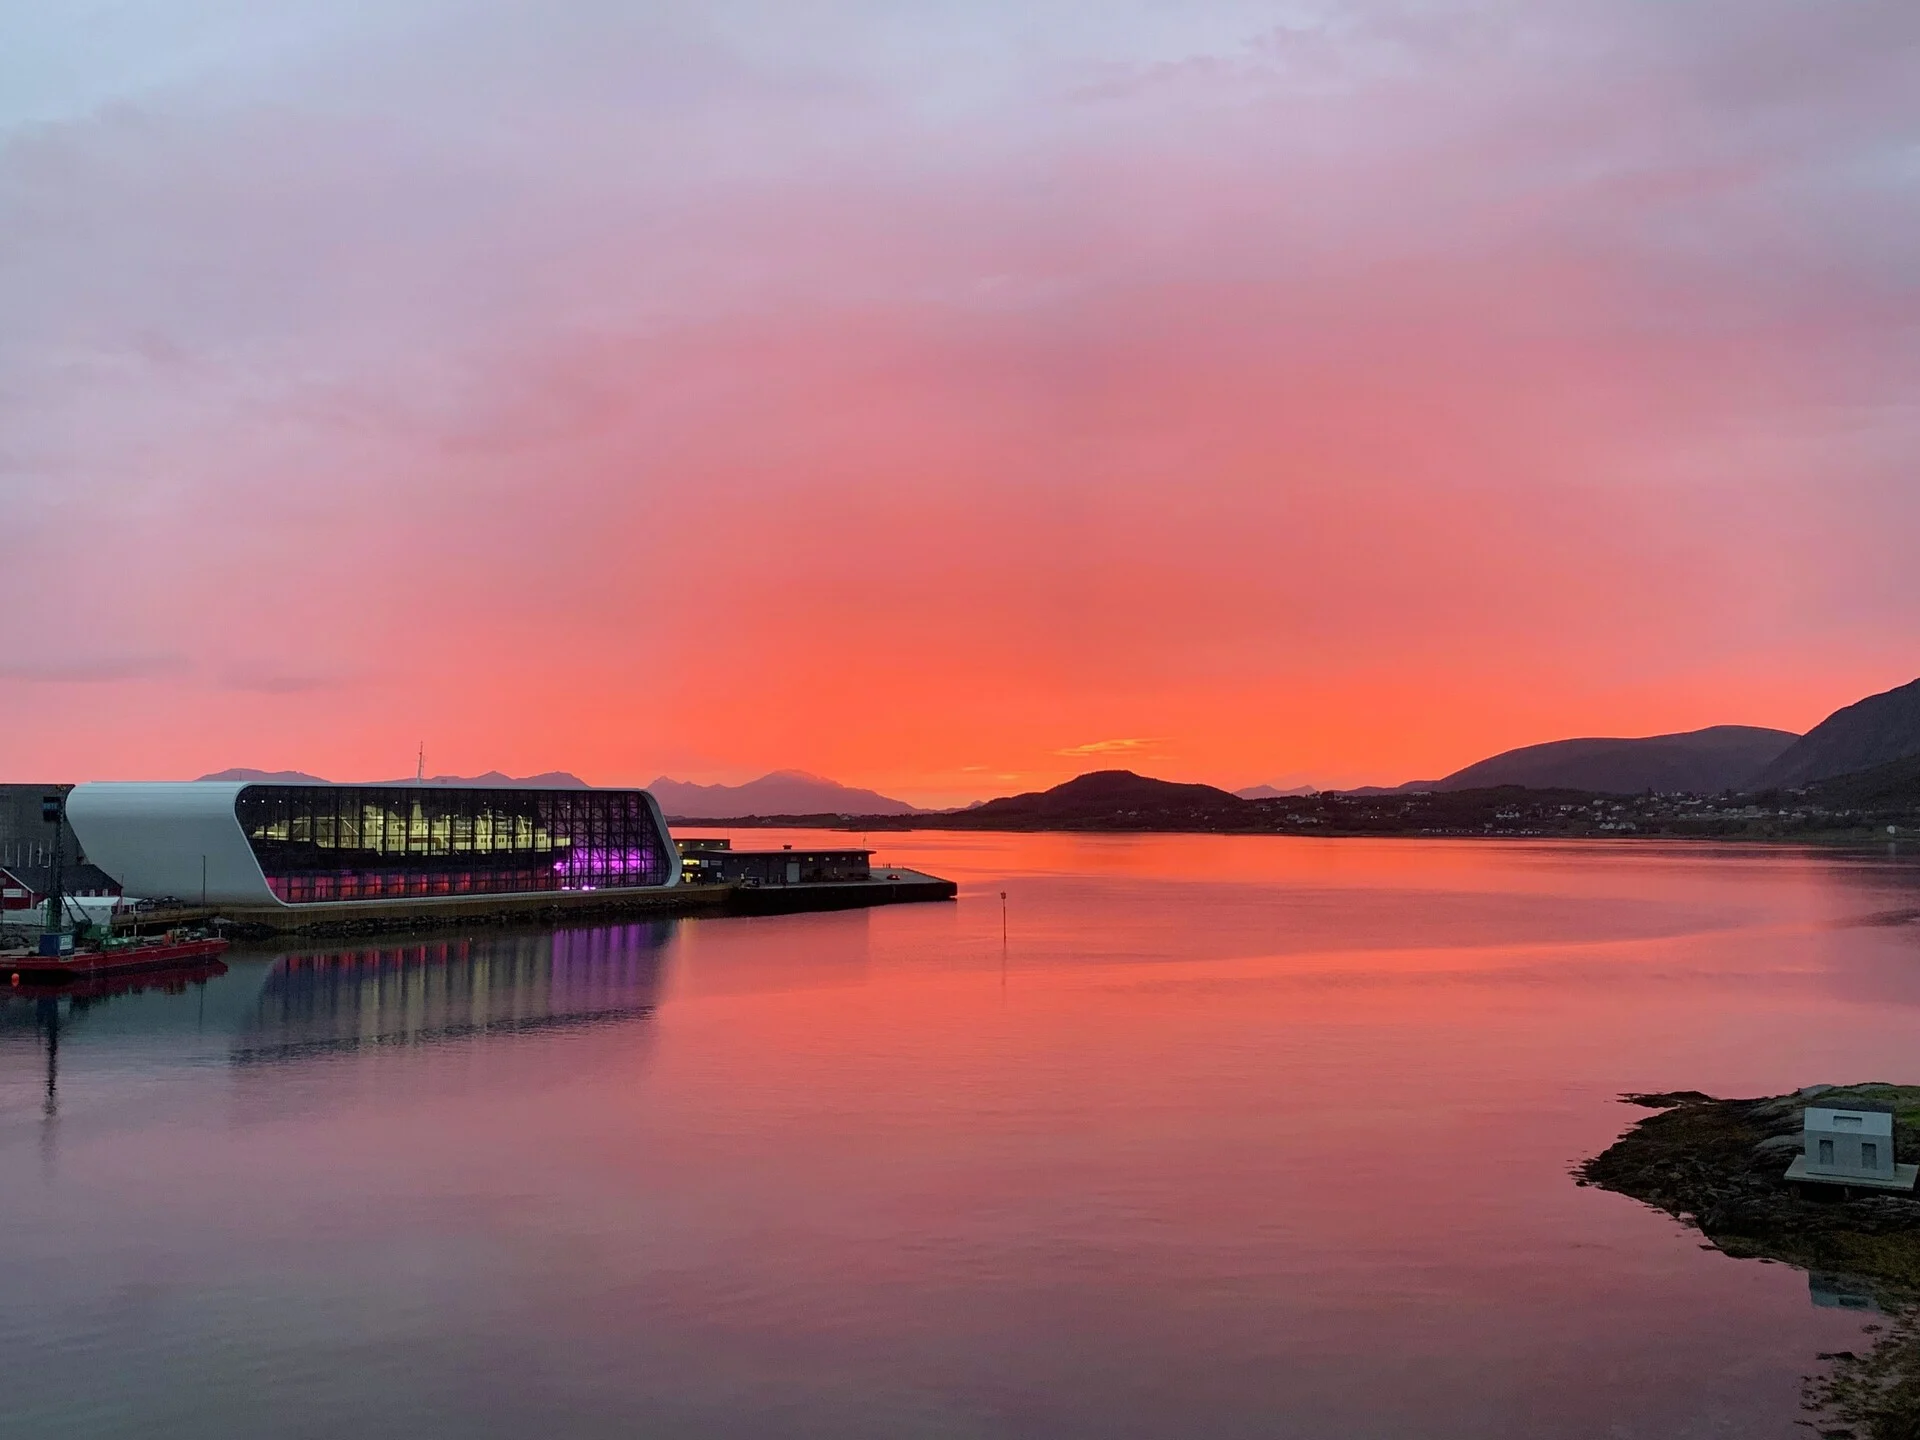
left=12, top=839, right=1920, bottom=1440
left=1, top=963, right=230, bottom=1123
left=1810, top=1273, right=1885, bottom=1314
left=1, top=923, right=675, bottom=1126
left=232, top=921, right=674, bottom=1063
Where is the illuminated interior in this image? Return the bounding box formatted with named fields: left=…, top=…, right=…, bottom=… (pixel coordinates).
left=235, top=785, right=672, bottom=903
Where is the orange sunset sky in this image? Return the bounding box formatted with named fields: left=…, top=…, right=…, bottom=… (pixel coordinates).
left=4, top=2, right=1917, bottom=807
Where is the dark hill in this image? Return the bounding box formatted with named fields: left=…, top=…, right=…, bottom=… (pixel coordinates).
left=1432, top=725, right=1797, bottom=795
left=1751, top=677, right=1920, bottom=789
left=962, top=770, right=1245, bottom=825
left=1802, top=753, right=1920, bottom=810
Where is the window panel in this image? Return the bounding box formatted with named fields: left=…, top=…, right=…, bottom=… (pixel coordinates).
left=241, top=786, right=670, bottom=903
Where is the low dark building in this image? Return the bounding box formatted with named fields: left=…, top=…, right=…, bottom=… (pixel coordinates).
left=675, top=837, right=730, bottom=884
left=679, top=841, right=872, bottom=886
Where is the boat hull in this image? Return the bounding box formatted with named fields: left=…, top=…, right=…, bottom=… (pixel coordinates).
left=6, top=936, right=231, bottom=985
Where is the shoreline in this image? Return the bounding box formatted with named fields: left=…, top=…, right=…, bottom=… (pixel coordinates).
left=1581, top=1086, right=1920, bottom=1439
left=96, top=871, right=958, bottom=943
left=673, top=817, right=1918, bottom=850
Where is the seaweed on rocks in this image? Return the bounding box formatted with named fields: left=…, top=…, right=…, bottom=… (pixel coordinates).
left=1580, top=1085, right=1920, bottom=1440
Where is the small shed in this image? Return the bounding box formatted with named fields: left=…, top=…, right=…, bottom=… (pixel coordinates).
left=1786, top=1103, right=1919, bottom=1193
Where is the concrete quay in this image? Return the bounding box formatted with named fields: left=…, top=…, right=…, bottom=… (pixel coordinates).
left=135, top=868, right=958, bottom=940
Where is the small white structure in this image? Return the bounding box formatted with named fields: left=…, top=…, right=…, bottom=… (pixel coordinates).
left=1786, top=1105, right=1919, bottom=1193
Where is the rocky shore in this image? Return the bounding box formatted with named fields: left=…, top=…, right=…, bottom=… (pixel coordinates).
left=1580, top=1085, right=1920, bottom=1439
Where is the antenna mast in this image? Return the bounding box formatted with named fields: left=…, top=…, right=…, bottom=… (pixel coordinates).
left=417, top=742, right=425, bottom=784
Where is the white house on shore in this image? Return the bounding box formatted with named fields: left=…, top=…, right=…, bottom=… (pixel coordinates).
left=1786, top=1104, right=1919, bottom=1193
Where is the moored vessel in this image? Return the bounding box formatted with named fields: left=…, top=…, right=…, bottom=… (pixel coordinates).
left=6, top=934, right=230, bottom=986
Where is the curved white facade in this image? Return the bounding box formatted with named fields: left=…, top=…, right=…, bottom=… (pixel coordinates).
left=67, top=782, right=275, bottom=905
left=66, top=782, right=680, bottom=908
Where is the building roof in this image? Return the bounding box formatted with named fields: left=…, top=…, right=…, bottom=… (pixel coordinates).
left=1806, top=1106, right=1894, bottom=1135
left=728, top=848, right=873, bottom=857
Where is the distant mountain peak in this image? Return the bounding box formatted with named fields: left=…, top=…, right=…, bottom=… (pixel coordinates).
left=647, top=771, right=919, bottom=818
left=387, top=770, right=589, bottom=788
left=197, top=767, right=330, bottom=784
left=965, top=769, right=1243, bottom=822
left=198, top=768, right=590, bottom=788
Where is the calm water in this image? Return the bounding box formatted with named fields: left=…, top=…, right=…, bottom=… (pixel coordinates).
left=6, top=833, right=1920, bottom=1439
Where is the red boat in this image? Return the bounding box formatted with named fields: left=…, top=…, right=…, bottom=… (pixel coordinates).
left=6, top=957, right=228, bottom=1001
left=6, top=935, right=231, bottom=986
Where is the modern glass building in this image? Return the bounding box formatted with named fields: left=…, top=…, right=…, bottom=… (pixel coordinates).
left=65, top=782, right=678, bottom=908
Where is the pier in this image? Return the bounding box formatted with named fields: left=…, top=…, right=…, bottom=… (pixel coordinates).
left=116, top=868, right=958, bottom=940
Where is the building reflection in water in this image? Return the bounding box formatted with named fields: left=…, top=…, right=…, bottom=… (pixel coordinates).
left=1809, top=1271, right=1885, bottom=1314
left=231, top=921, right=674, bottom=1063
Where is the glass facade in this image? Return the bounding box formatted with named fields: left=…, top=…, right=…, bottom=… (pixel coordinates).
left=235, top=786, right=674, bottom=905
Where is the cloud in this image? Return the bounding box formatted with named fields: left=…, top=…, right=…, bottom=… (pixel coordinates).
left=1053, top=738, right=1170, bottom=758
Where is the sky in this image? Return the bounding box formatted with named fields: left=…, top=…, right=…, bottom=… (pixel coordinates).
left=3, top=0, right=1917, bottom=806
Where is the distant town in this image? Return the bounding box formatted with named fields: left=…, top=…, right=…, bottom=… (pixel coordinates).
left=703, top=768, right=1920, bottom=842
left=681, top=674, right=1920, bottom=841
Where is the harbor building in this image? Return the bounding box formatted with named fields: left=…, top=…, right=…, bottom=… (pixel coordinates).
left=674, top=837, right=873, bottom=886
left=65, top=782, right=678, bottom=908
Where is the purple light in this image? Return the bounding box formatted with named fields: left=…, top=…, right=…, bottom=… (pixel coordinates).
left=552, top=845, right=666, bottom=890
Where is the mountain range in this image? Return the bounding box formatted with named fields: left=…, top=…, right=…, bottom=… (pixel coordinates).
left=189, top=672, right=1920, bottom=820
left=646, top=770, right=919, bottom=818
left=1421, top=725, right=1798, bottom=796
left=1393, top=676, right=1920, bottom=797
left=198, top=768, right=330, bottom=784
left=194, top=766, right=915, bottom=814
left=199, top=768, right=589, bottom=788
